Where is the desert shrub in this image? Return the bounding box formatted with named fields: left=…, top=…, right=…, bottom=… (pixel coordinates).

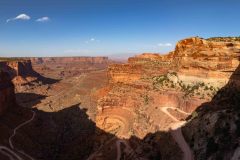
left=171, top=72, right=177, bottom=76
left=192, top=111, right=198, bottom=119
left=199, top=82, right=205, bottom=87
left=210, top=86, right=214, bottom=91
left=152, top=75, right=169, bottom=86
left=143, top=94, right=149, bottom=105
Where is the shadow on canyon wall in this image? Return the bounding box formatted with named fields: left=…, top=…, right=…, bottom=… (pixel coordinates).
left=0, top=62, right=60, bottom=85
left=15, top=93, right=47, bottom=108
left=28, top=68, right=60, bottom=85
left=183, top=62, right=240, bottom=159
left=37, top=74, right=60, bottom=85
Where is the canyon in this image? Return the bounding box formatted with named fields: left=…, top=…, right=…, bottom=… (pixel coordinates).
left=0, top=36, right=240, bottom=160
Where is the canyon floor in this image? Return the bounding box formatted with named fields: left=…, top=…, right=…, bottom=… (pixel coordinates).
left=17, top=62, right=109, bottom=120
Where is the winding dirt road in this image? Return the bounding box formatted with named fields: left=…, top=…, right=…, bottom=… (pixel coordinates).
left=160, top=107, right=194, bottom=160
left=88, top=106, right=194, bottom=160
left=0, top=146, right=22, bottom=160
left=0, top=110, right=35, bottom=160
left=231, top=147, right=240, bottom=160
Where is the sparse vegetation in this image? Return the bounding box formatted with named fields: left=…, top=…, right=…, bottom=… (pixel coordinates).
left=152, top=72, right=219, bottom=98
left=152, top=74, right=169, bottom=86
left=143, top=94, right=149, bottom=105
left=187, top=111, right=198, bottom=122
left=206, top=36, right=240, bottom=42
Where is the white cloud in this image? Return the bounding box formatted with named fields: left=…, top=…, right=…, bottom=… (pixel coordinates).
left=157, top=43, right=172, bottom=47
left=7, top=14, right=31, bottom=23
left=36, top=17, right=50, bottom=22
left=85, top=38, right=100, bottom=43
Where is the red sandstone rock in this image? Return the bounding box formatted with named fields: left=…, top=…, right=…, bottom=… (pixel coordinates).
left=0, top=60, right=39, bottom=86
left=0, top=71, right=15, bottom=115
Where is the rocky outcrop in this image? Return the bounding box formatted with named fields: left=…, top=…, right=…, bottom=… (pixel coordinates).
left=109, top=37, right=240, bottom=85
left=206, top=36, right=240, bottom=42
left=0, top=60, right=40, bottom=86
left=105, top=37, right=240, bottom=116
left=108, top=64, right=143, bottom=83
left=173, top=37, right=240, bottom=82
left=0, top=71, right=15, bottom=115
left=109, top=54, right=171, bottom=84
left=182, top=64, right=240, bottom=160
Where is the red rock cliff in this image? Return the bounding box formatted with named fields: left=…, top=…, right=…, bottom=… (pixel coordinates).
left=108, top=37, right=240, bottom=84
left=0, top=60, right=40, bottom=86
left=0, top=71, right=15, bottom=115
left=173, top=37, right=240, bottom=79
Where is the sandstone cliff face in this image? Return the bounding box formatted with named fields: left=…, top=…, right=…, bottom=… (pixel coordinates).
left=0, top=71, right=15, bottom=115
left=0, top=60, right=39, bottom=86
left=108, top=54, right=171, bottom=84
left=109, top=37, right=240, bottom=85
left=173, top=37, right=240, bottom=84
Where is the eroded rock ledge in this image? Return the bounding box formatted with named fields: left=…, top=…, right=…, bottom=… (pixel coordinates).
left=0, top=59, right=40, bottom=86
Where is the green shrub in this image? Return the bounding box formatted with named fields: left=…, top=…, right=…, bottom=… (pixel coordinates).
left=143, top=95, right=149, bottom=105
left=192, top=111, right=198, bottom=118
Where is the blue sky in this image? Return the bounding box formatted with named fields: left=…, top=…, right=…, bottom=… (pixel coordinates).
left=0, top=0, right=240, bottom=57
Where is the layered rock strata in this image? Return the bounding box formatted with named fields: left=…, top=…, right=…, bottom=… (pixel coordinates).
left=0, top=59, right=40, bottom=86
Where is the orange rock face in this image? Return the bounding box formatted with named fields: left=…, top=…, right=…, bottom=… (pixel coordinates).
left=173, top=37, right=240, bottom=79
left=0, top=60, right=39, bottom=86
left=108, top=55, right=171, bottom=84
left=108, top=64, right=143, bottom=83
left=109, top=37, right=240, bottom=84
left=0, top=71, right=15, bottom=115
